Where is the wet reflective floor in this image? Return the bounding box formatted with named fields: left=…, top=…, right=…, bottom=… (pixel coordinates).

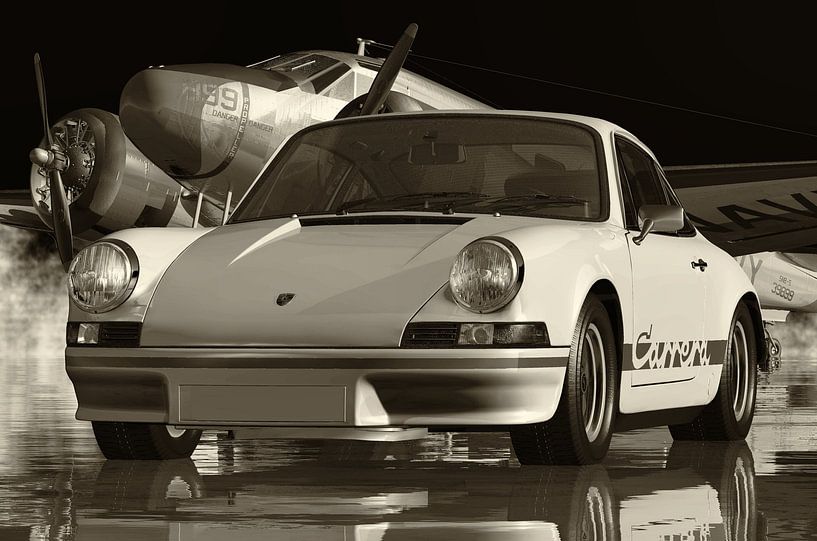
left=1, top=354, right=816, bottom=540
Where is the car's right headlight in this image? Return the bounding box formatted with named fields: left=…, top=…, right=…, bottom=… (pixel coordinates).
left=449, top=238, right=524, bottom=313
left=67, top=240, right=139, bottom=313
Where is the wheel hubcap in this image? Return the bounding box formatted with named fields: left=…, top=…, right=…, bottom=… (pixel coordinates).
left=731, top=321, right=750, bottom=420
left=580, top=323, right=607, bottom=442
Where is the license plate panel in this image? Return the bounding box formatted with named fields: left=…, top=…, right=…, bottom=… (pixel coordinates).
left=179, top=385, right=347, bottom=423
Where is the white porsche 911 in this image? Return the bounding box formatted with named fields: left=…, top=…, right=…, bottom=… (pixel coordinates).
left=65, top=111, right=763, bottom=464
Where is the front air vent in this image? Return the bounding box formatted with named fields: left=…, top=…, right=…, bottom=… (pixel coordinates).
left=401, top=322, right=460, bottom=348
left=301, top=215, right=472, bottom=227
left=100, top=322, right=142, bottom=346
left=67, top=322, right=141, bottom=347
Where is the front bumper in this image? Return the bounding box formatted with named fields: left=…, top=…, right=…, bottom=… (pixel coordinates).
left=66, top=347, right=569, bottom=427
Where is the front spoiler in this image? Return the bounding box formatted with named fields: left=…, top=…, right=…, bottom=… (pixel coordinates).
left=66, top=346, right=569, bottom=428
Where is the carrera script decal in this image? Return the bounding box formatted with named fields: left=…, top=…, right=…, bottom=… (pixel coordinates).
left=631, top=325, right=711, bottom=370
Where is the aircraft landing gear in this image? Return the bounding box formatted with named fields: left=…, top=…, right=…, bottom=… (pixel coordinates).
left=762, top=324, right=782, bottom=372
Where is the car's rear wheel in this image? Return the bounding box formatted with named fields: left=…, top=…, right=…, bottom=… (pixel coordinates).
left=92, top=421, right=202, bottom=460
left=510, top=294, right=618, bottom=465
left=669, top=302, right=757, bottom=441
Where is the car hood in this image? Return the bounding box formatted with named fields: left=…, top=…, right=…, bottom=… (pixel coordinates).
left=141, top=214, right=538, bottom=347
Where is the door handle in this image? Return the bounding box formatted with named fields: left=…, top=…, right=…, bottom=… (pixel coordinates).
left=691, top=258, right=708, bottom=271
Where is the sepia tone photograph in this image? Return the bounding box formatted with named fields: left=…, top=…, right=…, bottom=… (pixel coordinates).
left=1, top=5, right=815, bottom=539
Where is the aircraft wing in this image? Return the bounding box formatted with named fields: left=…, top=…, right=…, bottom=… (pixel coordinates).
left=666, top=161, right=817, bottom=256
left=0, top=190, right=49, bottom=232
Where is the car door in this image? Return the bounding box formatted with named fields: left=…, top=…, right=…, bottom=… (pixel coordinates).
left=616, top=136, right=707, bottom=389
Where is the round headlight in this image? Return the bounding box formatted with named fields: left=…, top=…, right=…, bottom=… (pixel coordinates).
left=67, top=241, right=139, bottom=313
left=449, top=238, right=523, bottom=313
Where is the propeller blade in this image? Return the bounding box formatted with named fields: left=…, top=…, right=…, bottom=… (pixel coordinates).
left=49, top=169, right=74, bottom=271
left=33, top=53, right=54, bottom=148
left=33, top=53, right=74, bottom=270
left=358, top=23, right=418, bottom=116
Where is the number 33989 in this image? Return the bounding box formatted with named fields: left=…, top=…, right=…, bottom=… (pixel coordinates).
left=772, top=282, right=795, bottom=301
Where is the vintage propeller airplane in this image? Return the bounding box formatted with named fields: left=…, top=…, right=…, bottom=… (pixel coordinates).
left=1, top=24, right=815, bottom=364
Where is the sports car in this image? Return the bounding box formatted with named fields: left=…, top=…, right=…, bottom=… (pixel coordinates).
left=64, top=111, right=764, bottom=464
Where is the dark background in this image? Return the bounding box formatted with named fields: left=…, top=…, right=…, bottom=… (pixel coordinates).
left=3, top=4, right=815, bottom=189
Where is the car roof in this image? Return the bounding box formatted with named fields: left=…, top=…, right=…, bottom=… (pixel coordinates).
left=314, top=109, right=650, bottom=154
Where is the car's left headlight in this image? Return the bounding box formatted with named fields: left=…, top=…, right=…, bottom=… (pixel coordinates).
left=67, top=240, right=139, bottom=313
left=449, top=238, right=524, bottom=313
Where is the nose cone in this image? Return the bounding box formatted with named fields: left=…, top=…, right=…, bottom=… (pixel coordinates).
left=119, top=64, right=296, bottom=181
left=29, top=147, right=52, bottom=167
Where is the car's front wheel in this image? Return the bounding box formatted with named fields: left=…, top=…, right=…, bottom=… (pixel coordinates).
left=510, top=294, right=618, bottom=465
left=669, top=302, right=757, bottom=441
left=92, top=422, right=202, bottom=460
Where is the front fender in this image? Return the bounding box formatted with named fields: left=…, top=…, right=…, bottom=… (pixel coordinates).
left=411, top=223, right=633, bottom=348
left=702, top=241, right=760, bottom=344
left=67, top=227, right=212, bottom=322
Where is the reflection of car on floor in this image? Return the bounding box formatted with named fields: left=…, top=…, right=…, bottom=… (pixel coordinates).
left=509, top=441, right=763, bottom=541
left=65, top=111, right=765, bottom=464
left=81, top=441, right=762, bottom=540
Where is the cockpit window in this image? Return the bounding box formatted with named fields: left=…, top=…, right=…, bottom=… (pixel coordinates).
left=254, top=53, right=305, bottom=70
left=324, top=71, right=355, bottom=101
left=254, top=53, right=350, bottom=94
left=231, top=115, right=607, bottom=223
left=256, top=54, right=340, bottom=80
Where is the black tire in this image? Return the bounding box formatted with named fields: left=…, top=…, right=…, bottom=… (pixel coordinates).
left=669, top=302, right=757, bottom=441
left=510, top=294, right=619, bottom=465
left=92, top=421, right=202, bottom=460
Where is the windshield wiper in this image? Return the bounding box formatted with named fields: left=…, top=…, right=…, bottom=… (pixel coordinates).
left=487, top=193, right=589, bottom=211
left=336, top=191, right=488, bottom=213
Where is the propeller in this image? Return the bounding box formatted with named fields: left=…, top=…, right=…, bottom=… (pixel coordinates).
left=30, top=53, right=73, bottom=271
left=336, top=23, right=418, bottom=119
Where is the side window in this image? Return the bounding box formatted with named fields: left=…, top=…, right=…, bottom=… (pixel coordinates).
left=653, top=162, right=682, bottom=205
left=615, top=138, right=669, bottom=214
left=324, top=71, right=355, bottom=101
left=617, top=155, right=639, bottom=229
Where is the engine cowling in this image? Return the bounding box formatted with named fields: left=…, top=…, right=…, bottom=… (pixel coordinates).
left=29, top=108, right=192, bottom=241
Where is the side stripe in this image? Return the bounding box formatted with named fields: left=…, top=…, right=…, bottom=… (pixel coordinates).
left=622, top=340, right=727, bottom=371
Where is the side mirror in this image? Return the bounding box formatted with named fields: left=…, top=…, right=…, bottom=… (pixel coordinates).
left=633, top=205, right=685, bottom=245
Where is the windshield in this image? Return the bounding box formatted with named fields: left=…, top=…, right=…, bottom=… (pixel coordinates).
left=231, top=115, right=606, bottom=223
